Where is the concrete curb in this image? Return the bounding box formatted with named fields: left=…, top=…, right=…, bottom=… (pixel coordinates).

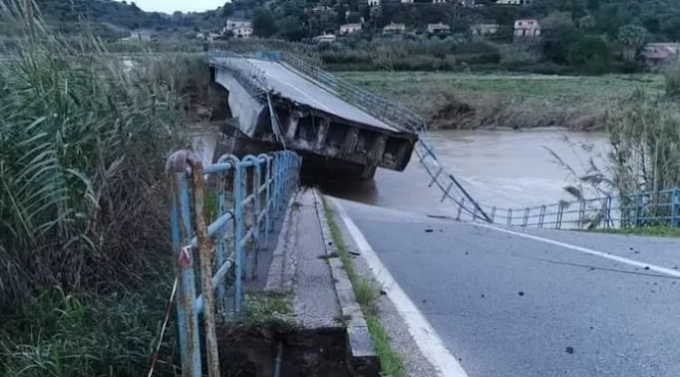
left=264, top=191, right=302, bottom=292
left=312, top=190, right=381, bottom=377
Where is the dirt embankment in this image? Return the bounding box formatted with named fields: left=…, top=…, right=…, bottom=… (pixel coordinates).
left=426, top=93, right=603, bottom=131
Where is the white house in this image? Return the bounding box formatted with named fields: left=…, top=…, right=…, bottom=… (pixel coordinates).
left=383, top=23, right=406, bottom=34
left=514, top=19, right=540, bottom=37
left=433, top=0, right=446, bottom=4
left=340, top=23, right=362, bottom=34
left=428, top=22, right=451, bottom=35
left=223, top=19, right=251, bottom=35
left=401, top=0, right=414, bottom=3
left=313, top=33, right=337, bottom=43
left=233, top=25, right=253, bottom=38
left=129, top=30, right=154, bottom=42
left=368, top=0, right=380, bottom=6
left=471, top=23, right=499, bottom=36
left=497, top=0, right=531, bottom=4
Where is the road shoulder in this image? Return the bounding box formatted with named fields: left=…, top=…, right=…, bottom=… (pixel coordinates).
left=325, top=195, right=451, bottom=377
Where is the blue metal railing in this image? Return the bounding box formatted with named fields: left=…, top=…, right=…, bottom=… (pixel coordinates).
left=167, top=150, right=301, bottom=377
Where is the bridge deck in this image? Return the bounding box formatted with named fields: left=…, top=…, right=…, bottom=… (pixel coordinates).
left=247, top=59, right=401, bottom=133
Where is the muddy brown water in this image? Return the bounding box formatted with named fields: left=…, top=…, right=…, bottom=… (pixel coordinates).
left=193, top=129, right=609, bottom=215
left=321, top=129, right=609, bottom=214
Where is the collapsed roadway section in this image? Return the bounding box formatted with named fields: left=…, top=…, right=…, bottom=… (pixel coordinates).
left=210, top=52, right=418, bottom=181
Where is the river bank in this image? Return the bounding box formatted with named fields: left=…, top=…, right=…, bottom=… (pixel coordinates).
left=339, top=72, right=663, bottom=131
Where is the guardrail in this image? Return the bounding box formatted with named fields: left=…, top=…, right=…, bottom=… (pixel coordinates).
left=469, top=187, right=680, bottom=230
left=208, top=50, right=270, bottom=95
left=167, top=150, right=300, bottom=377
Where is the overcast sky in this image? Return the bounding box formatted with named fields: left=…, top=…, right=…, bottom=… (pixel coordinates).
left=117, top=0, right=225, bottom=13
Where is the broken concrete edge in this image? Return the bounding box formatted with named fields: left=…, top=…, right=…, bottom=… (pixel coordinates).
left=312, top=189, right=381, bottom=377
left=264, top=189, right=303, bottom=293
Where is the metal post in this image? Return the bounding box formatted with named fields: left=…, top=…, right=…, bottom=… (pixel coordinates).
left=672, top=187, right=680, bottom=227
left=556, top=203, right=564, bottom=230
left=176, top=173, right=201, bottom=377
left=456, top=198, right=465, bottom=221
left=189, top=160, right=221, bottom=377
left=538, top=206, right=546, bottom=228
left=215, top=170, right=227, bottom=314
left=507, top=209, right=512, bottom=226
left=490, top=207, right=496, bottom=223
left=522, top=208, right=530, bottom=227
left=227, top=155, right=244, bottom=316
left=578, top=200, right=586, bottom=230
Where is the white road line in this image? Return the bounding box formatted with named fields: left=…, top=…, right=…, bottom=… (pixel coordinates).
left=474, top=222, right=680, bottom=278
left=330, top=197, right=469, bottom=377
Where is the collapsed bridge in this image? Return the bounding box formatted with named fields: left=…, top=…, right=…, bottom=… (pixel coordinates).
left=209, top=51, right=418, bottom=180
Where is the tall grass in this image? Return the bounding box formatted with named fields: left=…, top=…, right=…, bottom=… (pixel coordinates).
left=0, top=0, right=184, bottom=308
left=0, top=0, right=191, bottom=375
left=606, top=89, right=680, bottom=195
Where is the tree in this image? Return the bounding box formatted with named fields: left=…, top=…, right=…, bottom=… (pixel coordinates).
left=568, top=35, right=614, bottom=74
left=617, top=24, right=647, bottom=61
left=253, top=7, right=277, bottom=37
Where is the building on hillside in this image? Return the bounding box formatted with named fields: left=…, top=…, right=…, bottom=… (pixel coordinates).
left=368, top=0, right=380, bottom=6
left=459, top=0, right=477, bottom=6
left=313, top=33, right=337, bottom=43
left=233, top=25, right=253, bottom=38
left=195, top=32, right=206, bottom=40
left=207, top=32, right=221, bottom=41
left=471, top=23, right=499, bottom=36
left=427, top=22, right=451, bottom=36
left=129, top=30, right=155, bottom=42
left=432, top=0, right=446, bottom=3
left=401, top=0, right=414, bottom=3
left=340, top=23, right=362, bottom=34
left=640, top=42, right=680, bottom=64
left=383, top=23, right=406, bottom=34
left=496, top=0, right=531, bottom=4
left=223, top=19, right=251, bottom=35
left=514, top=19, right=540, bottom=37
left=312, top=4, right=333, bottom=11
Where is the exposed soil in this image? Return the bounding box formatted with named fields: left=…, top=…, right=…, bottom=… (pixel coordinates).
left=217, top=323, right=350, bottom=377
left=428, top=93, right=603, bottom=131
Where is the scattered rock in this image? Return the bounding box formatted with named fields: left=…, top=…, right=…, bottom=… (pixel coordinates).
left=480, top=294, right=485, bottom=298
left=588, top=267, right=596, bottom=271
left=349, top=250, right=361, bottom=256
left=318, top=252, right=339, bottom=260
left=589, top=326, right=594, bottom=330
left=634, top=251, right=640, bottom=254
left=518, top=291, right=525, bottom=297
left=425, top=229, right=434, bottom=233
left=629, top=247, right=634, bottom=251
left=674, top=266, right=679, bottom=270
left=422, top=299, right=427, bottom=303
left=566, top=346, right=575, bottom=354
left=379, top=290, right=387, bottom=296
left=465, top=251, right=469, bottom=256
left=644, top=266, right=650, bottom=270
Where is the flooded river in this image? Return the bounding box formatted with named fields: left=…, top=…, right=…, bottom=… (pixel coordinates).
left=193, top=128, right=610, bottom=215
left=323, top=129, right=609, bottom=214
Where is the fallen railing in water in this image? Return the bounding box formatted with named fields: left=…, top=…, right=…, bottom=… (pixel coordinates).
left=166, top=150, right=300, bottom=377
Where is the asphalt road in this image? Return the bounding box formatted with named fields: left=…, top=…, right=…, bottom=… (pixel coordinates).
left=247, top=59, right=400, bottom=132
left=331, top=197, right=680, bottom=377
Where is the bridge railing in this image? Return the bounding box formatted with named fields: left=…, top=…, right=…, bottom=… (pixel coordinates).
left=278, top=51, right=492, bottom=221
left=167, top=150, right=300, bottom=377
left=208, top=50, right=270, bottom=94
